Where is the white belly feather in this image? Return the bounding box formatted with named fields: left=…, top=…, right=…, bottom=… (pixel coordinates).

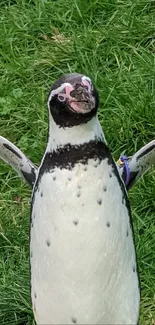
left=30, top=158, right=140, bottom=324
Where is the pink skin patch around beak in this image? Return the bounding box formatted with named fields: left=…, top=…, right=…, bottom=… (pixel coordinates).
left=68, top=101, right=84, bottom=113
left=58, top=81, right=93, bottom=113
left=58, top=85, right=74, bottom=102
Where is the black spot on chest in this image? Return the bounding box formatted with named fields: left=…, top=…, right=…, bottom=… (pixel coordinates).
left=71, top=317, right=77, bottom=324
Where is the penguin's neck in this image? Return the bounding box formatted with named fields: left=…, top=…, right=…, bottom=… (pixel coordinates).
left=46, top=116, right=106, bottom=152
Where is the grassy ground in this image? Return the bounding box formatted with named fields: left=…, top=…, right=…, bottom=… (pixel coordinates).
left=0, top=0, right=155, bottom=324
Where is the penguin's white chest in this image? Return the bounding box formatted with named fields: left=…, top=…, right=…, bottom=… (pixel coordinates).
left=30, top=158, right=139, bottom=325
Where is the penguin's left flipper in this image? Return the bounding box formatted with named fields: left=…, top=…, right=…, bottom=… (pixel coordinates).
left=118, top=140, right=155, bottom=190
left=0, top=136, right=37, bottom=187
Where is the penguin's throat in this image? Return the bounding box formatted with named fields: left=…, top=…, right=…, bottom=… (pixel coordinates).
left=47, top=116, right=106, bottom=152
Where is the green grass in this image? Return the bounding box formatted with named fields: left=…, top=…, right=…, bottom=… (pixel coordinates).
left=0, top=0, right=155, bottom=324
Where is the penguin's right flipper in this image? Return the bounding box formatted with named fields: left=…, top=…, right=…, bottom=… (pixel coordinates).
left=0, top=136, right=37, bottom=188
left=118, top=140, right=155, bottom=190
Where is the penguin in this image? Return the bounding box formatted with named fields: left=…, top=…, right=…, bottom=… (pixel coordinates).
left=30, top=73, right=140, bottom=325
left=0, top=131, right=154, bottom=190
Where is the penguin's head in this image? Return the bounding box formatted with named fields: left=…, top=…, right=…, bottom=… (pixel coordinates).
left=47, top=73, right=99, bottom=127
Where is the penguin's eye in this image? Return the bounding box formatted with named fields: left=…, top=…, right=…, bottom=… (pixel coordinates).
left=58, top=94, right=66, bottom=102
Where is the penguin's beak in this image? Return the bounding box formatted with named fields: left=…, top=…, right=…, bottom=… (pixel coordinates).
left=68, top=85, right=95, bottom=114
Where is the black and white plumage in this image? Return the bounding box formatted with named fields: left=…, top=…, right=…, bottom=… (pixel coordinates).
left=0, top=74, right=154, bottom=324
left=30, top=73, right=140, bottom=325
left=0, top=136, right=154, bottom=191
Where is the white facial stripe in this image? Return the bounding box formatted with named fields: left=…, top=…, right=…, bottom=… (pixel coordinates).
left=47, top=82, right=72, bottom=108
